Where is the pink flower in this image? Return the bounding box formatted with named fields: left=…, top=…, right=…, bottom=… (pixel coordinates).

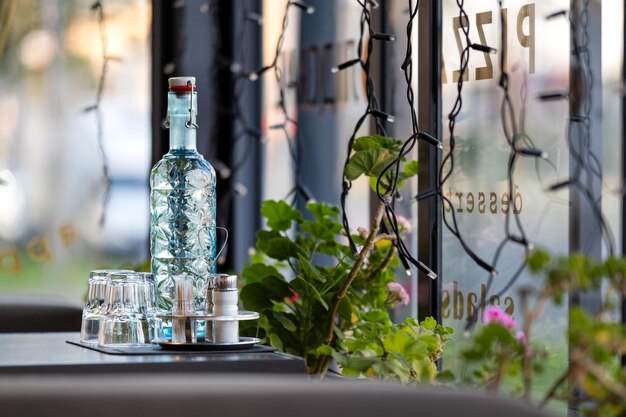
left=482, top=305, right=517, bottom=329
left=357, top=226, right=369, bottom=239
left=516, top=330, right=532, bottom=356
left=386, top=282, right=410, bottom=306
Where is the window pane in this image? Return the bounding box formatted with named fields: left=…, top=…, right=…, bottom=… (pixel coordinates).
left=0, top=1, right=151, bottom=303
left=441, top=0, right=569, bottom=408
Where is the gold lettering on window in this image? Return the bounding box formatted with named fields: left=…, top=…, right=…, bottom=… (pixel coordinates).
left=475, top=11, right=494, bottom=80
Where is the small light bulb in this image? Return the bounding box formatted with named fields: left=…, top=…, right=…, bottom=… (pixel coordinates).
left=230, top=62, right=242, bottom=73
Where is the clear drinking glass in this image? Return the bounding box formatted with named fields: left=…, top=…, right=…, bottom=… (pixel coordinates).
left=80, top=269, right=132, bottom=343
left=138, top=272, right=162, bottom=342
left=98, top=272, right=147, bottom=346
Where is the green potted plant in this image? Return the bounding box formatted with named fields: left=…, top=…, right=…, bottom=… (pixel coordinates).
left=239, top=135, right=452, bottom=378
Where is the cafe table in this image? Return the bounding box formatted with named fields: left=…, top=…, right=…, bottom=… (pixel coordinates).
left=0, top=332, right=306, bottom=375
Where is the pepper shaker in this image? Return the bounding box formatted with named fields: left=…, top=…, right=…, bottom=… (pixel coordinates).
left=212, top=274, right=238, bottom=343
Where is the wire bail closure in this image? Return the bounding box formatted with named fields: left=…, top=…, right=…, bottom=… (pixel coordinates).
left=186, top=81, right=199, bottom=129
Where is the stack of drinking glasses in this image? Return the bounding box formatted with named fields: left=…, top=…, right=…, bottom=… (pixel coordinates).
left=80, top=269, right=260, bottom=350
left=80, top=270, right=162, bottom=347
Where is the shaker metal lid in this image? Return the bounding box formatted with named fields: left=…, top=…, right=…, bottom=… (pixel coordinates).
left=212, top=274, right=237, bottom=290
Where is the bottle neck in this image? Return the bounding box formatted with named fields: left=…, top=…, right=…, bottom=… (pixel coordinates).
left=167, top=91, right=198, bottom=152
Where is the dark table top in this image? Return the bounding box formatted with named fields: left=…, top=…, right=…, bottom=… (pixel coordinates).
left=0, top=332, right=305, bottom=375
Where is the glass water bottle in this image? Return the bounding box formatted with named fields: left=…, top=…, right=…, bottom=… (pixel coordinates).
left=150, top=76, right=217, bottom=319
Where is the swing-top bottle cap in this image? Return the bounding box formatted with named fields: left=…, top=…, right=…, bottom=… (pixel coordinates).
left=168, top=76, right=196, bottom=92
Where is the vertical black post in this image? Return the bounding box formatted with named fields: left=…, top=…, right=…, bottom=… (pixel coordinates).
left=417, top=0, right=442, bottom=321
left=368, top=3, right=390, bottom=219
left=568, top=1, right=603, bottom=415
left=230, top=1, right=263, bottom=273
left=213, top=1, right=236, bottom=269
left=150, top=1, right=178, bottom=167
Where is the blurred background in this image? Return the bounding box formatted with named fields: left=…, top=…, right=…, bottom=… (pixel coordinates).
left=0, top=0, right=150, bottom=301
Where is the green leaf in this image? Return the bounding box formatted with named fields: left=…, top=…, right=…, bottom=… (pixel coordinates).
left=528, top=248, right=551, bottom=273
left=378, top=356, right=411, bottom=382
left=240, top=282, right=273, bottom=312
left=307, top=202, right=340, bottom=224
left=261, top=200, right=302, bottom=231
left=256, top=230, right=281, bottom=253
left=361, top=310, right=392, bottom=326
left=311, top=345, right=335, bottom=358
left=290, top=277, right=329, bottom=310
left=339, top=355, right=379, bottom=373
left=268, top=333, right=284, bottom=351
left=261, top=275, right=292, bottom=299
left=274, top=313, right=297, bottom=332
left=403, top=160, right=418, bottom=177
left=437, top=369, right=456, bottom=382
left=352, top=135, right=399, bottom=151
left=420, top=317, right=437, bottom=331
left=383, top=330, right=415, bottom=356
left=345, top=148, right=394, bottom=181
left=241, top=263, right=282, bottom=284
left=297, top=254, right=324, bottom=284
left=301, top=220, right=335, bottom=242
left=271, top=302, right=294, bottom=314
left=265, top=237, right=299, bottom=260
left=337, top=296, right=353, bottom=322
left=417, top=334, right=441, bottom=355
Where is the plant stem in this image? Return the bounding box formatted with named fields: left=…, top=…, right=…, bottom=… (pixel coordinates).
left=520, top=289, right=548, bottom=402
left=365, top=242, right=396, bottom=282
left=372, top=233, right=396, bottom=244
left=315, top=200, right=387, bottom=376
left=486, top=353, right=505, bottom=393
left=539, top=368, right=571, bottom=409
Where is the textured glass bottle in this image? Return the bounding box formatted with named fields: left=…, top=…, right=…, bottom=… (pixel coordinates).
left=150, top=77, right=216, bottom=314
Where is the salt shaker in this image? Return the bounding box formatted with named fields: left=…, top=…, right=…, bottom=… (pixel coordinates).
left=212, top=274, right=238, bottom=343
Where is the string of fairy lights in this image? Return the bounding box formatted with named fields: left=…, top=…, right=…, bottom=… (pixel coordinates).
left=334, top=0, right=616, bottom=333
left=333, top=0, right=496, bottom=285
left=202, top=0, right=261, bottom=265
left=83, top=0, right=617, bottom=327
left=373, top=0, right=441, bottom=279
left=436, top=0, right=501, bottom=284
left=542, top=2, right=616, bottom=256
left=463, top=0, right=538, bottom=332
left=201, top=0, right=316, bottom=262
left=245, top=0, right=316, bottom=206
left=86, top=0, right=116, bottom=227
left=333, top=0, right=396, bottom=260
left=461, top=0, right=616, bottom=332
